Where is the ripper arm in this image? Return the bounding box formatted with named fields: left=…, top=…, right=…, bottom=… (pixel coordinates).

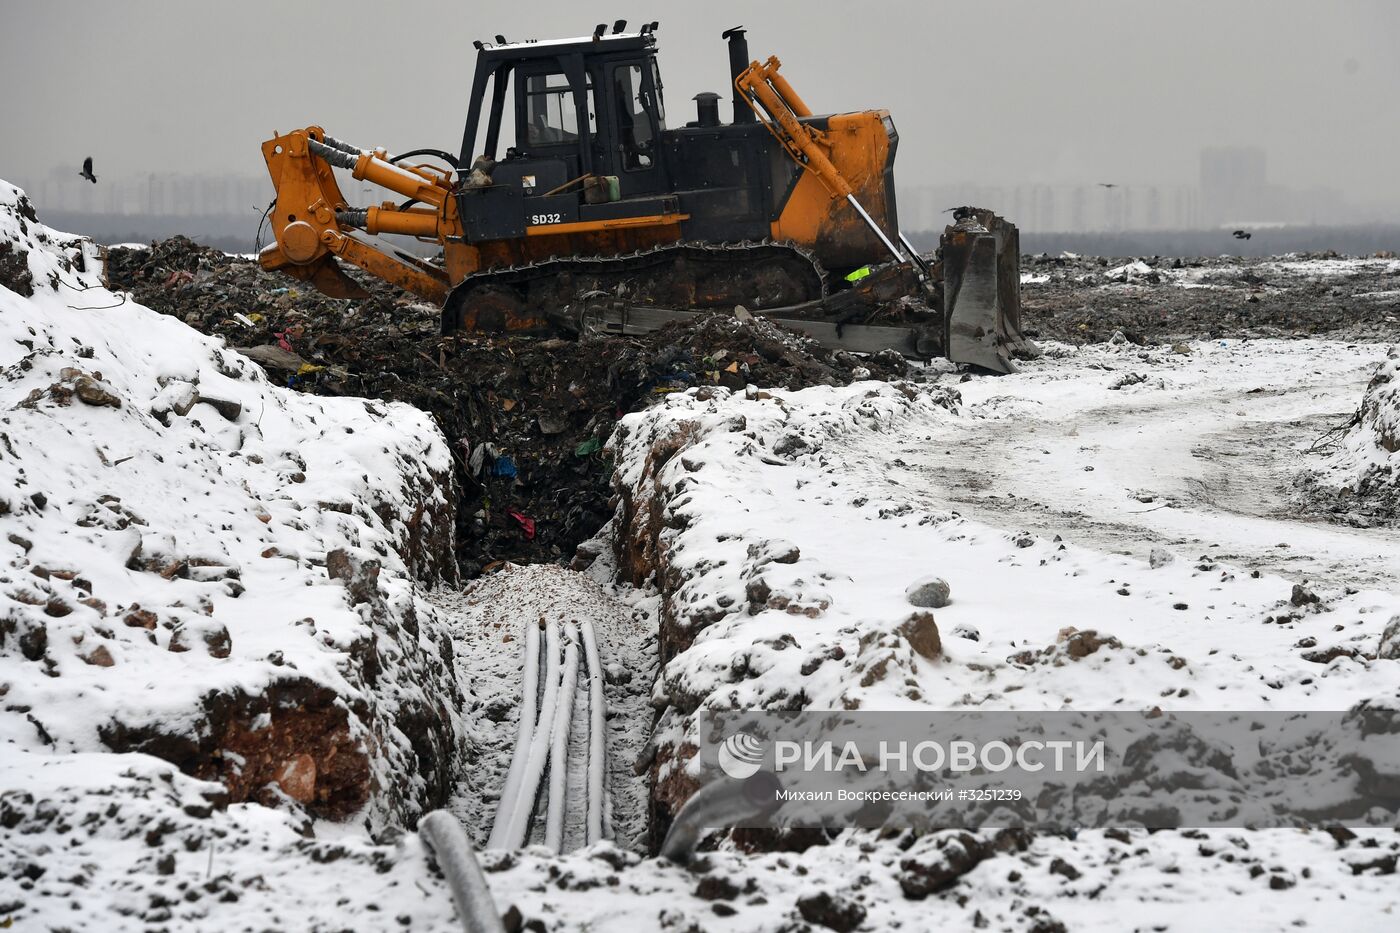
left=258, top=127, right=454, bottom=303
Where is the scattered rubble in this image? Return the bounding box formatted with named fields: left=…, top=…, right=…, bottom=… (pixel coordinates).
left=1021, top=252, right=1400, bottom=344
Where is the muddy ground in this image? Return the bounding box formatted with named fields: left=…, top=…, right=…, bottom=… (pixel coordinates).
left=104, top=239, right=904, bottom=575
left=1020, top=252, right=1400, bottom=344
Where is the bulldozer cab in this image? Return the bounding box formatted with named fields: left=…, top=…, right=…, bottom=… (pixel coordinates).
left=455, top=28, right=677, bottom=242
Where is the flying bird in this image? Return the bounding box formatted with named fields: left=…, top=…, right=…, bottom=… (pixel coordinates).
left=1097, top=182, right=1117, bottom=189
left=1232, top=230, right=1251, bottom=240
left=79, top=156, right=96, bottom=184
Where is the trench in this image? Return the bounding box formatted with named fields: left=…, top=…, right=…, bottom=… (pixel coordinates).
left=101, top=236, right=906, bottom=854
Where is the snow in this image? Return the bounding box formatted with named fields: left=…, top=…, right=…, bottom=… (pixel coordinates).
left=1303, top=349, right=1400, bottom=511
left=4, top=174, right=1399, bottom=929
left=607, top=363, right=1399, bottom=729
left=0, top=180, right=471, bottom=926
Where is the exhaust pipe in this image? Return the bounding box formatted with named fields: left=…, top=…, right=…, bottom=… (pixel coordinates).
left=722, top=27, right=754, bottom=124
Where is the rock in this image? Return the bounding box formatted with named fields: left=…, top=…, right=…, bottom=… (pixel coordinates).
left=197, top=394, right=243, bottom=421
left=897, top=611, right=942, bottom=660
left=748, top=539, right=801, bottom=567
left=275, top=754, right=318, bottom=803
left=536, top=411, right=568, bottom=435
left=1290, top=584, right=1319, bottom=607
left=951, top=623, right=980, bottom=642
left=1376, top=616, right=1400, bottom=660
left=168, top=624, right=194, bottom=653
left=905, top=576, right=952, bottom=609
left=204, top=623, right=233, bottom=659
left=150, top=379, right=199, bottom=421
left=483, top=696, right=518, bottom=723
left=773, top=435, right=810, bottom=457
left=123, top=608, right=158, bottom=629
left=82, top=644, right=115, bottom=667
left=1302, top=645, right=1358, bottom=664
left=899, top=831, right=991, bottom=899
left=694, top=874, right=740, bottom=901
left=71, top=372, right=122, bottom=408
left=1109, top=372, right=1147, bottom=390
left=1060, top=628, right=1121, bottom=659
left=1048, top=857, right=1081, bottom=880
left=326, top=549, right=381, bottom=605
left=795, top=891, right=866, bottom=932
left=1148, top=547, right=1174, bottom=568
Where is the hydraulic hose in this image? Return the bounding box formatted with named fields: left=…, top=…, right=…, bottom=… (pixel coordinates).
left=335, top=209, right=369, bottom=229
left=320, top=133, right=363, bottom=157
left=307, top=136, right=357, bottom=171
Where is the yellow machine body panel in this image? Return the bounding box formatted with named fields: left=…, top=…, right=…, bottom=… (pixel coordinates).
left=769, top=111, right=896, bottom=269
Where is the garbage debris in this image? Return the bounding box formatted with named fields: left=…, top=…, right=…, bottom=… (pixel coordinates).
left=106, top=237, right=909, bottom=575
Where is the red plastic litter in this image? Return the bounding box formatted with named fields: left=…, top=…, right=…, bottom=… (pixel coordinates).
left=508, top=510, right=536, bottom=540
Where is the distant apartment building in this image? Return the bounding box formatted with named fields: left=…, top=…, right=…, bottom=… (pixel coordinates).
left=897, top=145, right=1354, bottom=233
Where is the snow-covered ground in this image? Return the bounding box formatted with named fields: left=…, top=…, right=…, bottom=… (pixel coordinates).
left=4, top=174, right=1398, bottom=930
left=873, top=340, right=1400, bottom=589
left=612, top=360, right=1400, bottom=722
left=0, top=181, right=469, bottom=928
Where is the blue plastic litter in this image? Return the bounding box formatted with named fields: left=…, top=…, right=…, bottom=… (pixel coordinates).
left=491, top=456, right=517, bottom=479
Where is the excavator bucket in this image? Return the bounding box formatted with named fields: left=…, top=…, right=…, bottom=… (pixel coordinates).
left=939, top=209, right=1040, bottom=373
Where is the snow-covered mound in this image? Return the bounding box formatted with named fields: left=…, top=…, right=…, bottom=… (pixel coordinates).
left=602, top=371, right=1400, bottom=822
left=0, top=180, right=462, bottom=832
left=1304, top=350, right=1400, bottom=523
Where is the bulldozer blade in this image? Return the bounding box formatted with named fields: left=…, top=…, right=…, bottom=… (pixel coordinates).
left=984, top=212, right=1041, bottom=360
left=941, top=220, right=1013, bottom=373
left=939, top=210, right=1041, bottom=373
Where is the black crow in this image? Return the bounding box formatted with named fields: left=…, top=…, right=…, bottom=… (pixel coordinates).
left=1097, top=182, right=1117, bottom=188
left=79, top=156, right=96, bottom=184
left=1232, top=230, right=1251, bottom=240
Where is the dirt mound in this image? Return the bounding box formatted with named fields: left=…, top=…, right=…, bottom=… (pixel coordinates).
left=105, top=239, right=907, bottom=575
left=1296, top=351, right=1400, bottom=526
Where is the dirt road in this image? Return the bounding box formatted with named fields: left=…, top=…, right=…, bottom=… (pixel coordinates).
left=866, top=340, right=1400, bottom=591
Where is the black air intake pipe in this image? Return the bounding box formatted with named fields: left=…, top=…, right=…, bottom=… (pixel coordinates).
left=693, top=92, right=721, bottom=128
left=722, top=27, right=754, bottom=124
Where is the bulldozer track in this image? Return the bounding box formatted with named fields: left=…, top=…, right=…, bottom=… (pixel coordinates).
left=442, top=239, right=828, bottom=334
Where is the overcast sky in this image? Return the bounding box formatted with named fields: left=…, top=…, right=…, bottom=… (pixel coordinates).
left=3, top=0, right=1398, bottom=210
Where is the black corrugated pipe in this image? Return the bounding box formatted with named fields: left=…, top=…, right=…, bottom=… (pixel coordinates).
left=659, top=772, right=782, bottom=864
left=722, top=27, right=754, bottom=124
left=307, top=137, right=357, bottom=170
left=320, top=134, right=363, bottom=157
left=335, top=209, right=369, bottom=228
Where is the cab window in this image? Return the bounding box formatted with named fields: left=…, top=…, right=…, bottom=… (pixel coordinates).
left=611, top=64, right=655, bottom=170
left=523, top=73, right=592, bottom=146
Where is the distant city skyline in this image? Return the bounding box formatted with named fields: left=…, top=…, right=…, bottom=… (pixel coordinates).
left=5, top=1, right=1399, bottom=230
left=18, top=144, right=1379, bottom=239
